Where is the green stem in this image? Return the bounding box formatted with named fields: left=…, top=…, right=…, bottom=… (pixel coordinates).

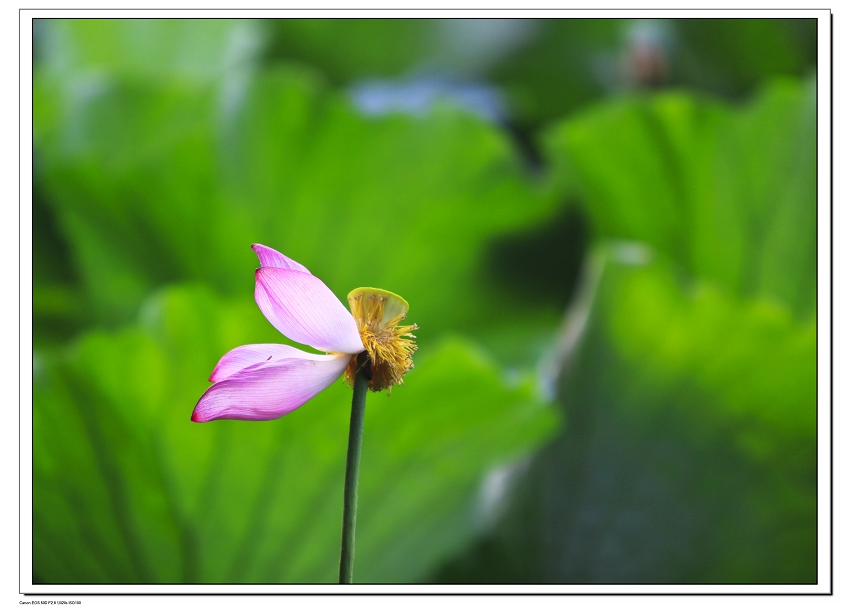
left=339, top=352, right=369, bottom=584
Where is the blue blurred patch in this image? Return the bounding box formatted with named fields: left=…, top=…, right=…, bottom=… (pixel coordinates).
left=349, top=76, right=507, bottom=123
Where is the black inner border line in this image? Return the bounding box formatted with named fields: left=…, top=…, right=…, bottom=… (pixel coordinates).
left=20, top=8, right=833, bottom=597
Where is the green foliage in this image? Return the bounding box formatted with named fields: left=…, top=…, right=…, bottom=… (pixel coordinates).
left=36, top=18, right=265, bottom=80
left=604, top=252, right=815, bottom=445
left=262, top=19, right=816, bottom=127
left=546, top=248, right=816, bottom=583
left=492, top=19, right=816, bottom=127
left=451, top=75, right=819, bottom=583
left=435, top=248, right=816, bottom=583
left=33, top=286, right=559, bottom=583
left=674, top=19, right=817, bottom=97
left=264, top=19, right=434, bottom=82
left=34, top=58, right=560, bottom=344
left=545, top=78, right=816, bottom=319
left=32, top=18, right=819, bottom=586
left=434, top=61, right=817, bottom=585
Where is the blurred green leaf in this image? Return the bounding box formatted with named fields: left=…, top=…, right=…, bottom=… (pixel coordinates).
left=544, top=78, right=816, bottom=319
left=443, top=245, right=815, bottom=583
left=33, top=178, right=85, bottom=346
left=261, top=19, right=815, bottom=128
left=486, top=20, right=623, bottom=126
left=551, top=247, right=815, bottom=583
left=264, top=19, right=436, bottom=82
left=33, top=285, right=559, bottom=583
left=674, top=19, right=816, bottom=98
left=34, top=59, right=561, bottom=350
left=491, top=19, right=815, bottom=126
left=595, top=245, right=816, bottom=449
left=37, top=18, right=265, bottom=80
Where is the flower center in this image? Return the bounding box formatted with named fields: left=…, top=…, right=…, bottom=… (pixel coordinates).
left=344, top=288, right=418, bottom=392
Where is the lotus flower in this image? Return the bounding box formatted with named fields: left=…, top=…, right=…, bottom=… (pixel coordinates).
left=192, top=244, right=417, bottom=422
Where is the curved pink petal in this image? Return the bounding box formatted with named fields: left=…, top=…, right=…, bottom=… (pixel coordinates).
left=210, top=343, right=328, bottom=382
left=255, top=267, right=365, bottom=355
left=192, top=353, right=350, bottom=422
left=252, top=243, right=310, bottom=273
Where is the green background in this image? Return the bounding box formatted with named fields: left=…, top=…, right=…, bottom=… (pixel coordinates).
left=32, top=18, right=818, bottom=584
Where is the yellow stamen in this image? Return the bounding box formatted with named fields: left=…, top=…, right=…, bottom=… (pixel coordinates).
left=344, top=289, right=418, bottom=392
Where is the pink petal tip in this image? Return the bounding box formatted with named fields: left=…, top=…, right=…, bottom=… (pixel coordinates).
left=251, top=244, right=310, bottom=273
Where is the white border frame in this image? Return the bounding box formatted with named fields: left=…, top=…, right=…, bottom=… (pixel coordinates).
left=18, top=7, right=833, bottom=598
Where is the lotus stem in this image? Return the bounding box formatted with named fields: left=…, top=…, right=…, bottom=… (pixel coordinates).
left=339, top=352, right=369, bottom=584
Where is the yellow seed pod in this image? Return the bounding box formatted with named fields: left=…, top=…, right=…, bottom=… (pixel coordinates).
left=345, top=287, right=418, bottom=392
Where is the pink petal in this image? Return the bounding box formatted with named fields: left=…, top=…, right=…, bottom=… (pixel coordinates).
left=252, top=244, right=310, bottom=273
left=210, top=343, right=324, bottom=382
left=192, top=353, right=350, bottom=422
left=255, top=267, right=365, bottom=355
